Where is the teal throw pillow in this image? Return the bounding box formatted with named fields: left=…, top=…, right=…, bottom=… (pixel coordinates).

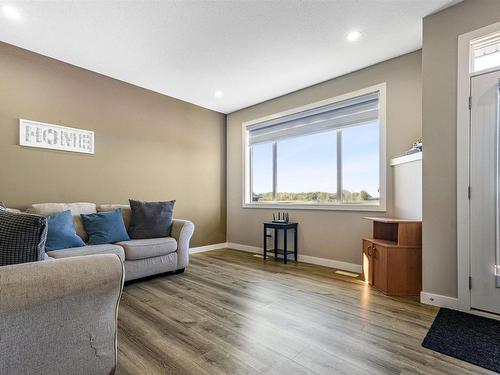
left=81, top=209, right=130, bottom=245
left=45, top=210, right=85, bottom=251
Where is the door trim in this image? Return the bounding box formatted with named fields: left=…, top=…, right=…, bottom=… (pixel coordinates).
left=457, top=21, right=500, bottom=316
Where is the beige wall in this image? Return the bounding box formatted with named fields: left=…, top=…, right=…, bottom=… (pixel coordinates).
left=227, top=51, right=422, bottom=265
left=422, top=0, right=500, bottom=297
left=0, top=42, right=226, bottom=247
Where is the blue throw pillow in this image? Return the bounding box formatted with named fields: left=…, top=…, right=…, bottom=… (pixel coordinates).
left=45, top=210, right=85, bottom=251
left=81, top=209, right=130, bottom=245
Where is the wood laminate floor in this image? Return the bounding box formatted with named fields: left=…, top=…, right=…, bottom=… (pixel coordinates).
left=116, top=249, right=494, bottom=375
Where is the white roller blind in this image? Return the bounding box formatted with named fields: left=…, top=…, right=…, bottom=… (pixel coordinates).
left=247, top=91, right=379, bottom=145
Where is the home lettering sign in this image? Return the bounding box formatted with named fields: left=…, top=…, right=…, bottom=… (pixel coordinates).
left=19, top=119, right=94, bottom=154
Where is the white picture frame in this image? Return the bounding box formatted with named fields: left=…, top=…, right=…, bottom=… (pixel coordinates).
left=19, top=119, right=94, bottom=154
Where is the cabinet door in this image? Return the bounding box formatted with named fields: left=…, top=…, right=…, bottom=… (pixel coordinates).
left=372, top=245, right=388, bottom=292
left=362, top=240, right=374, bottom=285
left=386, top=247, right=422, bottom=295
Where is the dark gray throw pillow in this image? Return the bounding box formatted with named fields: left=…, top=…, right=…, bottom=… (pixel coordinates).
left=128, top=199, right=175, bottom=239
left=0, top=210, right=48, bottom=266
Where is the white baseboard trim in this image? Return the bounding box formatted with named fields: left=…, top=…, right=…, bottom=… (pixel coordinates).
left=298, top=254, right=362, bottom=273
left=226, top=242, right=362, bottom=273
left=226, top=242, right=262, bottom=254
left=190, top=242, right=228, bottom=254
left=420, top=291, right=458, bottom=309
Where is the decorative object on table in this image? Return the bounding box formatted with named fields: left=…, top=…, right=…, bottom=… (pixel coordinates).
left=406, top=138, right=422, bottom=155
left=0, top=209, right=48, bottom=266
left=19, top=119, right=94, bottom=154
left=263, top=221, right=298, bottom=264
left=422, top=308, right=500, bottom=372
left=272, top=212, right=289, bottom=223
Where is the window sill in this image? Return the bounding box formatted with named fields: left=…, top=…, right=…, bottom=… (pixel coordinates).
left=242, top=203, right=386, bottom=212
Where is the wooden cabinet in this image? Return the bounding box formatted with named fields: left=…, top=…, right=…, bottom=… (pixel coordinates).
left=362, top=240, right=373, bottom=285
left=362, top=218, right=422, bottom=296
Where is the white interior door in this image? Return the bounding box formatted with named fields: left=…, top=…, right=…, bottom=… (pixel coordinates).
left=470, top=69, right=500, bottom=315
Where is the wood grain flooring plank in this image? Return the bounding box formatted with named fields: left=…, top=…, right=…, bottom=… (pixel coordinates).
left=116, top=249, right=495, bottom=375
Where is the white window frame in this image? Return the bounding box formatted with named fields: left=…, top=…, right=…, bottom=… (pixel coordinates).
left=470, top=31, right=500, bottom=74
left=241, top=83, right=387, bottom=211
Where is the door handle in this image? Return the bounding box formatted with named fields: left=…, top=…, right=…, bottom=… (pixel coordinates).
left=367, top=245, right=373, bottom=257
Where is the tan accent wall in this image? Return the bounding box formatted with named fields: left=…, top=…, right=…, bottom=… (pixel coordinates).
left=0, top=42, right=226, bottom=247
left=227, top=51, right=422, bottom=265
left=422, top=0, right=500, bottom=297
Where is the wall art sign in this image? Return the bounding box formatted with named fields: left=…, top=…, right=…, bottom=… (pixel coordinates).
left=19, top=119, right=94, bottom=154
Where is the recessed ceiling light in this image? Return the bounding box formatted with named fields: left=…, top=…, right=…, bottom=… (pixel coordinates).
left=214, top=90, right=223, bottom=98
left=2, top=4, right=21, bottom=20
left=347, top=31, right=361, bottom=42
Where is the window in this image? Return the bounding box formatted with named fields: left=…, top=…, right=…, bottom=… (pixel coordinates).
left=471, top=33, right=500, bottom=73
left=341, top=122, right=379, bottom=204
left=243, top=84, right=386, bottom=210
left=276, top=131, right=337, bottom=203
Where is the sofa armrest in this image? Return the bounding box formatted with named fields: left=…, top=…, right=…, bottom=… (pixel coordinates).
left=0, top=254, right=124, bottom=375
left=170, top=219, right=195, bottom=269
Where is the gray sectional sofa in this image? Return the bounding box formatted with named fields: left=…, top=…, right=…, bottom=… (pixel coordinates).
left=26, top=202, right=195, bottom=281
left=0, top=202, right=194, bottom=374
left=1, top=254, right=124, bottom=374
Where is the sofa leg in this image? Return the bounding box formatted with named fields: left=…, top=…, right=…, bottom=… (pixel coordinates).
left=175, top=268, right=185, bottom=274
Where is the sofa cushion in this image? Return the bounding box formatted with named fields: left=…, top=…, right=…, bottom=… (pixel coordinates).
left=45, top=210, right=86, bottom=251
left=81, top=209, right=130, bottom=245
left=115, top=237, right=177, bottom=260
left=124, top=252, right=177, bottom=281
left=128, top=199, right=175, bottom=239
left=46, top=244, right=125, bottom=262
left=27, top=203, right=97, bottom=242
left=97, top=204, right=131, bottom=229
left=0, top=202, right=23, bottom=214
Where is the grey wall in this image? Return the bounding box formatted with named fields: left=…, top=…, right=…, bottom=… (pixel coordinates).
left=227, top=51, right=422, bottom=266
left=422, top=0, right=500, bottom=298
left=0, top=41, right=226, bottom=247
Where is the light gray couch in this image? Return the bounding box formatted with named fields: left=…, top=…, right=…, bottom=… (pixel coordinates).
left=26, top=202, right=195, bottom=281
left=0, top=254, right=124, bottom=374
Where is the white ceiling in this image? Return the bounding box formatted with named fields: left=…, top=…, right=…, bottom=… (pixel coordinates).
left=0, top=0, right=459, bottom=114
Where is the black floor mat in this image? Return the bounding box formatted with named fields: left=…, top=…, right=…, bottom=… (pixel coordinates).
left=422, top=308, right=500, bottom=373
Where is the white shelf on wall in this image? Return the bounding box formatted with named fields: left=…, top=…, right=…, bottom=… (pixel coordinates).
left=390, top=152, right=422, bottom=166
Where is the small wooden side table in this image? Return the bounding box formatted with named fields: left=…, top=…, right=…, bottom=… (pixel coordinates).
left=362, top=217, right=422, bottom=296
left=263, top=222, right=298, bottom=264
